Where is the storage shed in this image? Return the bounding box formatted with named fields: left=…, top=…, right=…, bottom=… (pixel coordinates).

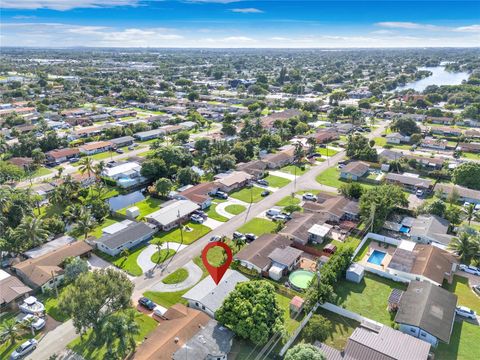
left=346, top=263, right=365, bottom=283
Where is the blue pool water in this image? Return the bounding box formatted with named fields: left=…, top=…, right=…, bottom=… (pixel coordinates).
left=399, top=226, right=410, bottom=234
left=367, top=250, right=386, bottom=266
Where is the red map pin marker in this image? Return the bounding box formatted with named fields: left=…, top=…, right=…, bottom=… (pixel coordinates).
left=201, top=241, right=233, bottom=285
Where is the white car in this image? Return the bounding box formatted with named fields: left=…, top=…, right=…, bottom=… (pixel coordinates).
left=459, top=264, right=480, bottom=276
left=190, top=214, right=204, bottom=224
left=17, top=314, right=46, bottom=331
left=302, top=193, right=317, bottom=201
left=10, top=339, right=38, bottom=359
left=456, top=306, right=477, bottom=320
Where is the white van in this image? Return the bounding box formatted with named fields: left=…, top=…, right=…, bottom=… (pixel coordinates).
left=266, top=208, right=282, bottom=217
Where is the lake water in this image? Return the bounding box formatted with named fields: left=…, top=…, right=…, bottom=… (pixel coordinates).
left=108, top=190, right=145, bottom=211
left=395, top=66, right=469, bottom=92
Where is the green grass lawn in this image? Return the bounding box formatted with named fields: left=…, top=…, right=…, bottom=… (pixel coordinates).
left=436, top=321, right=480, bottom=360
left=143, top=289, right=189, bottom=308
left=230, top=186, right=265, bottom=203
left=162, top=268, right=189, bottom=284
left=263, top=175, right=291, bottom=188
left=87, top=216, right=118, bottom=239
left=205, top=203, right=228, bottom=222
left=461, top=152, right=480, bottom=160
left=30, top=166, right=52, bottom=178
left=374, top=137, right=387, bottom=147
left=95, top=243, right=148, bottom=276
left=280, top=164, right=309, bottom=176
left=335, top=273, right=407, bottom=326
left=224, top=204, right=246, bottom=215
left=443, top=275, right=480, bottom=313
left=316, top=147, right=339, bottom=157
left=353, top=238, right=372, bottom=262
left=67, top=312, right=157, bottom=360
left=150, top=249, right=176, bottom=264
left=276, top=195, right=301, bottom=207
left=316, top=167, right=377, bottom=190
left=237, top=218, right=277, bottom=237
left=275, top=293, right=302, bottom=334
left=117, top=196, right=164, bottom=218
left=151, top=222, right=211, bottom=245
left=0, top=331, right=41, bottom=360
left=38, top=288, right=71, bottom=322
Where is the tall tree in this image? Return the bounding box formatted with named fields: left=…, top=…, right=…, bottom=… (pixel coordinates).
left=284, top=343, right=326, bottom=360
left=448, top=232, right=478, bottom=264
left=100, top=309, right=140, bottom=358
left=73, top=208, right=97, bottom=240
left=14, top=216, right=49, bottom=250
left=79, top=156, right=95, bottom=178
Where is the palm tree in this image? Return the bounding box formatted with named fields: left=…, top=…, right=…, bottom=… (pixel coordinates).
left=79, top=157, right=95, bottom=178
left=63, top=203, right=83, bottom=225
left=73, top=208, right=97, bottom=240
left=14, top=216, right=49, bottom=249
left=100, top=310, right=140, bottom=358
left=120, top=248, right=130, bottom=265
left=94, top=161, right=106, bottom=181
left=293, top=142, right=304, bottom=164
left=0, top=319, right=20, bottom=345
left=448, top=232, right=476, bottom=264
left=306, top=137, right=317, bottom=156
left=464, top=204, right=479, bottom=225
left=21, top=316, right=36, bottom=336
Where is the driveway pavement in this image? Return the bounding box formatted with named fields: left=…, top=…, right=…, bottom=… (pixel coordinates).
left=215, top=198, right=249, bottom=219
left=150, top=260, right=203, bottom=292
left=28, top=320, right=78, bottom=360
left=137, top=242, right=188, bottom=273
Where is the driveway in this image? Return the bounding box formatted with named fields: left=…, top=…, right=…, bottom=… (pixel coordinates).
left=151, top=260, right=203, bottom=292
left=407, top=193, right=424, bottom=210
left=28, top=320, right=78, bottom=360
left=137, top=242, right=188, bottom=273
left=216, top=198, right=249, bottom=219
left=203, top=217, right=224, bottom=230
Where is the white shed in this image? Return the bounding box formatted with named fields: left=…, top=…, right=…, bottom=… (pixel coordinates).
left=126, top=206, right=139, bottom=219
left=346, top=263, right=365, bottom=283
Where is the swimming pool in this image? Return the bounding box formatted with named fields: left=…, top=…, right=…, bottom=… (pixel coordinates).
left=289, top=270, right=315, bottom=291
left=367, top=250, right=386, bottom=266
left=399, top=226, right=410, bottom=234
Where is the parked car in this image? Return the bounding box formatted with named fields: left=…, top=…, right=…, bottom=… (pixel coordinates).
left=307, top=153, right=321, bottom=159
left=257, top=179, right=269, bottom=186
left=138, top=297, right=156, bottom=311
left=415, top=189, right=424, bottom=197
left=266, top=208, right=282, bottom=217
left=212, top=190, right=228, bottom=199
left=17, top=314, right=45, bottom=331
left=459, top=264, right=480, bottom=276
left=245, top=233, right=257, bottom=242
left=456, top=306, right=477, bottom=320
left=128, top=145, right=135, bottom=150
left=193, top=210, right=208, bottom=219
left=261, top=190, right=270, bottom=197
left=473, top=284, right=480, bottom=296
left=233, top=232, right=245, bottom=240
left=69, top=158, right=79, bottom=163
left=273, top=214, right=289, bottom=222
left=302, top=193, right=317, bottom=201
left=153, top=305, right=168, bottom=319
left=190, top=214, right=204, bottom=224
left=209, top=235, right=222, bottom=242
left=10, top=339, right=37, bottom=359
left=116, top=149, right=124, bottom=154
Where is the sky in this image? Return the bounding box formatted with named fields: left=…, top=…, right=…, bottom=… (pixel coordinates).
left=1, top=0, right=479, bottom=48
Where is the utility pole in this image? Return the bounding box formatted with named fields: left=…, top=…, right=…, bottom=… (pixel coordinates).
left=51, top=270, right=59, bottom=298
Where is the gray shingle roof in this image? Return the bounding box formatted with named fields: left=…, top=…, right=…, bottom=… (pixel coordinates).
left=97, top=222, right=155, bottom=249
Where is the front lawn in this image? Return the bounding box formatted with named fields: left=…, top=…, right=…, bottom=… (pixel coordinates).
left=95, top=243, right=148, bottom=276
left=335, top=273, right=407, bottom=326
left=280, top=164, right=309, bottom=176
left=150, top=249, right=176, bottom=264
left=263, top=175, right=291, bottom=188
left=143, top=289, right=189, bottom=308
left=230, top=186, right=265, bottom=203
left=38, top=288, right=71, bottom=322
left=224, top=204, right=246, bottom=215
left=205, top=203, right=228, bottom=222
left=237, top=218, right=277, bottom=237
left=316, top=147, right=339, bottom=157
left=162, top=268, right=189, bottom=284
left=151, top=222, right=211, bottom=245
left=316, top=167, right=377, bottom=190
left=67, top=312, right=157, bottom=360
left=436, top=321, right=480, bottom=360
left=276, top=195, right=301, bottom=207
left=443, top=275, right=480, bottom=313
left=30, top=166, right=53, bottom=178
left=117, top=196, right=164, bottom=219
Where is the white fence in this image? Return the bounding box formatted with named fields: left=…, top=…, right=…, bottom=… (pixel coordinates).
left=352, top=232, right=401, bottom=259
left=363, top=266, right=410, bottom=284
left=279, top=303, right=318, bottom=357
left=319, top=302, right=384, bottom=327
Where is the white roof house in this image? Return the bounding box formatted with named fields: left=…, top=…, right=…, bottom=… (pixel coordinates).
left=145, top=200, right=199, bottom=229
left=103, top=162, right=141, bottom=179
left=308, top=224, right=332, bottom=239
left=102, top=219, right=134, bottom=235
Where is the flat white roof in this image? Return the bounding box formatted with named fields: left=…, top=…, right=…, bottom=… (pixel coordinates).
left=398, top=240, right=416, bottom=251
left=103, top=162, right=141, bottom=178
left=145, top=200, right=199, bottom=226
left=0, top=269, right=11, bottom=281
left=308, top=223, right=332, bottom=237
left=102, top=219, right=133, bottom=235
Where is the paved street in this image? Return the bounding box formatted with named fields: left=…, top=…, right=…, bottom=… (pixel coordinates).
left=27, top=320, right=77, bottom=360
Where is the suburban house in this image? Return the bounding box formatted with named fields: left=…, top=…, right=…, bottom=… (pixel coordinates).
left=267, top=246, right=303, bottom=280
left=96, top=220, right=156, bottom=257
left=303, top=195, right=360, bottom=222
left=435, top=183, right=480, bottom=205
left=235, top=233, right=293, bottom=274
left=109, top=135, right=135, bottom=148
left=408, top=215, right=453, bottom=246
left=280, top=212, right=332, bottom=245
left=8, top=157, right=34, bottom=170
left=12, top=241, right=92, bottom=292
left=102, top=161, right=146, bottom=188
left=214, top=171, right=253, bottom=193
left=339, top=161, right=370, bottom=181
left=45, top=148, right=80, bottom=164
left=79, top=140, right=113, bottom=155
left=181, top=269, right=248, bottom=318
left=236, top=160, right=268, bottom=179
left=145, top=199, right=199, bottom=231
left=386, top=132, right=410, bottom=144
left=456, top=142, right=480, bottom=153
left=24, top=235, right=76, bottom=259
left=405, top=154, right=445, bottom=170
left=420, top=138, right=448, bottom=150
left=0, top=270, right=32, bottom=311
left=310, top=129, right=339, bottom=144
left=261, top=147, right=296, bottom=169
left=430, top=126, right=462, bottom=137
left=394, top=281, right=457, bottom=347
left=387, top=243, right=457, bottom=286
left=134, top=129, right=166, bottom=141
left=427, top=116, right=455, bottom=125
left=133, top=304, right=233, bottom=360
left=384, top=173, right=433, bottom=193
left=261, top=109, right=302, bottom=129
left=176, top=182, right=218, bottom=209
left=316, top=320, right=431, bottom=360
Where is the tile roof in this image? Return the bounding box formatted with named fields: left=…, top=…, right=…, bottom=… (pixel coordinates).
left=235, top=233, right=292, bottom=270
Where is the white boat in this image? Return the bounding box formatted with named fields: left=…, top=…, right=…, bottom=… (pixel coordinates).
left=19, top=296, right=45, bottom=315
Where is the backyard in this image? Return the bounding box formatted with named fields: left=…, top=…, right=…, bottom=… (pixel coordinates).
left=236, top=218, right=277, bottom=237
left=436, top=321, right=480, bottom=360
left=334, top=272, right=407, bottom=326
left=117, top=196, right=164, bottom=219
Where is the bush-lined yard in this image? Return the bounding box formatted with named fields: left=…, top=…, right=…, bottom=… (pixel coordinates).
left=117, top=196, right=164, bottom=218
left=151, top=222, right=211, bottom=245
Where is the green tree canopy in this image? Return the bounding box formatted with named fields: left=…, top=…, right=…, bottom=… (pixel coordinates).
left=452, top=162, right=480, bottom=190
left=284, top=343, right=326, bottom=360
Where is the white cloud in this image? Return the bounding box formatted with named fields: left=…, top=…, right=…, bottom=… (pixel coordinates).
left=230, top=8, right=263, bottom=13
left=454, top=24, right=480, bottom=32
left=270, top=37, right=291, bottom=41
left=376, top=22, right=443, bottom=30
left=0, top=0, right=139, bottom=11
left=12, top=15, right=37, bottom=19
left=222, top=36, right=254, bottom=42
